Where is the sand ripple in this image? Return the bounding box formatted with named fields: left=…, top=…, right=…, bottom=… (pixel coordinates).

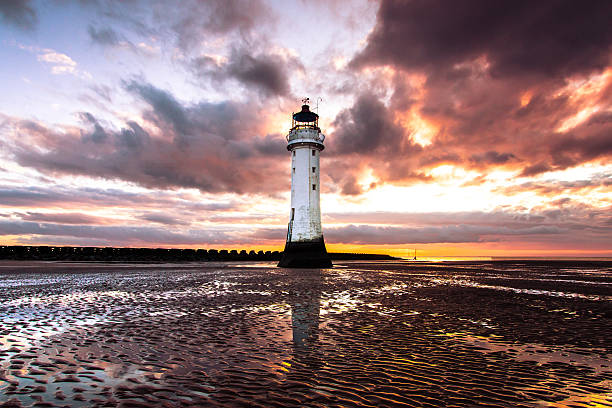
left=0, top=260, right=611, bottom=407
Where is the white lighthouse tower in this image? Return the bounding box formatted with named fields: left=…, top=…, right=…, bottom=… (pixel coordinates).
left=278, top=100, right=332, bottom=268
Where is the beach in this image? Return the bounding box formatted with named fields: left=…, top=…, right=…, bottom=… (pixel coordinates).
left=1, top=260, right=611, bottom=407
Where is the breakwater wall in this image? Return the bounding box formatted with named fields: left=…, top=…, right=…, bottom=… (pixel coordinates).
left=0, top=246, right=396, bottom=262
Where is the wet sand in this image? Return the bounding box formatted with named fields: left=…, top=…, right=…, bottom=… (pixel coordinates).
left=0, top=260, right=611, bottom=407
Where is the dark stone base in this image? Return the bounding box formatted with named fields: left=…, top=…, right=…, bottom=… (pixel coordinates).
left=278, top=237, right=332, bottom=268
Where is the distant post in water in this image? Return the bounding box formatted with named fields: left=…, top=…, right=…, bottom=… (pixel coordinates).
left=278, top=99, right=332, bottom=268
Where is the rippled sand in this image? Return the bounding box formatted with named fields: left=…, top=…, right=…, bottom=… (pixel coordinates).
left=0, top=260, right=611, bottom=407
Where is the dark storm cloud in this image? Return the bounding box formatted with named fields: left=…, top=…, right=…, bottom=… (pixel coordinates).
left=331, top=92, right=405, bottom=154
left=225, top=51, right=291, bottom=96
left=7, top=82, right=288, bottom=194
left=0, top=0, right=37, bottom=30
left=369, top=59, right=609, bottom=180
left=353, top=0, right=612, bottom=79
left=326, top=92, right=429, bottom=188
left=550, top=112, right=612, bottom=168
left=339, top=0, right=612, bottom=187
left=512, top=111, right=612, bottom=176
left=192, top=48, right=302, bottom=97
left=340, top=175, right=362, bottom=196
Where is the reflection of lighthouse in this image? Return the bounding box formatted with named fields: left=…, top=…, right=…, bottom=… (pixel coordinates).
left=291, top=294, right=320, bottom=349
left=278, top=99, right=332, bottom=268
left=289, top=271, right=322, bottom=352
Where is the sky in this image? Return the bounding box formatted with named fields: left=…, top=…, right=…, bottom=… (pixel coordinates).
left=0, top=0, right=611, bottom=257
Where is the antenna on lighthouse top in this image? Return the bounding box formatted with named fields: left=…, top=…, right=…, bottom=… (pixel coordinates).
left=315, top=97, right=322, bottom=114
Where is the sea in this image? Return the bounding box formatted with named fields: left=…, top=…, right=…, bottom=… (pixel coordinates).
left=0, top=259, right=610, bottom=407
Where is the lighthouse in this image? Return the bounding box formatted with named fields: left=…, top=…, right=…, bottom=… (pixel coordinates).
left=278, top=100, right=332, bottom=268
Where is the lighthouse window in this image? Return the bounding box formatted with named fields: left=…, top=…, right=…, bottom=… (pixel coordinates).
left=312, top=150, right=315, bottom=156
left=293, top=167, right=295, bottom=174
left=312, top=167, right=316, bottom=173
left=312, top=184, right=316, bottom=190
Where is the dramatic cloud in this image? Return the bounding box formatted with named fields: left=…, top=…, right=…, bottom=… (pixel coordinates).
left=223, top=50, right=292, bottom=96
left=549, top=112, right=612, bottom=168
left=353, top=0, right=612, bottom=79
left=331, top=92, right=406, bottom=155
left=327, top=92, right=427, bottom=187
left=343, top=0, right=612, bottom=183
left=192, top=48, right=302, bottom=96
left=6, top=81, right=290, bottom=194
left=0, top=0, right=37, bottom=30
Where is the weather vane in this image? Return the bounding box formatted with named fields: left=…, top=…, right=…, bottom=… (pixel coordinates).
left=302, top=97, right=310, bottom=105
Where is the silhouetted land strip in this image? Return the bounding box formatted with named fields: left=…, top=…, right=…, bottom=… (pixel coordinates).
left=0, top=245, right=397, bottom=262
